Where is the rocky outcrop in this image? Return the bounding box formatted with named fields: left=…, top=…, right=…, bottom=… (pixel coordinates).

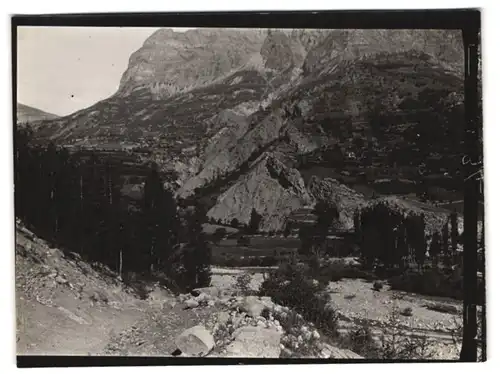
left=176, top=111, right=287, bottom=198
left=260, top=31, right=295, bottom=71
left=201, top=109, right=250, bottom=170
left=207, top=154, right=313, bottom=231
left=308, top=176, right=366, bottom=231
left=118, top=28, right=266, bottom=98
left=302, top=29, right=464, bottom=76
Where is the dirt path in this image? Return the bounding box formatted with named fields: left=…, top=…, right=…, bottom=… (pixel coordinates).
left=103, top=302, right=218, bottom=356
left=16, top=286, right=146, bottom=355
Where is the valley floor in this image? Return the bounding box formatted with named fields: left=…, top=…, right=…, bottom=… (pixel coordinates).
left=16, top=222, right=465, bottom=359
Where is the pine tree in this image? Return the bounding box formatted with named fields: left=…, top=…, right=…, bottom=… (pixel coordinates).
left=353, top=210, right=361, bottom=243
left=248, top=208, right=262, bottom=234
left=413, top=214, right=427, bottom=271
left=298, top=225, right=313, bottom=255
left=283, top=223, right=292, bottom=238
left=231, top=218, right=239, bottom=228
left=312, top=201, right=339, bottom=254
left=396, top=219, right=408, bottom=269
left=142, top=163, right=179, bottom=275
left=442, top=219, right=451, bottom=269
left=429, top=232, right=442, bottom=267
left=182, top=204, right=211, bottom=290
left=450, top=210, right=458, bottom=253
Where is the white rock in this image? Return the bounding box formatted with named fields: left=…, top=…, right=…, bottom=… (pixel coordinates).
left=224, top=326, right=281, bottom=358
left=217, top=311, right=231, bottom=326
left=175, top=325, right=215, bottom=357
left=184, top=299, right=199, bottom=309
left=193, top=287, right=220, bottom=298
left=197, top=292, right=213, bottom=303
left=240, top=296, right=266, bottom=318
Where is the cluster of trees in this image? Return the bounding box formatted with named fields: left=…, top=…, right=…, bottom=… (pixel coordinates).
left=354, top=201, right=462, bottom=271
left=14, top=128, right=211, bottom=291
left=298, top=201, right=340, bottom=257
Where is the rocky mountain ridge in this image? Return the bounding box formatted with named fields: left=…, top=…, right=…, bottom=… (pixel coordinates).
left=29, top=28, right=466, bottom=230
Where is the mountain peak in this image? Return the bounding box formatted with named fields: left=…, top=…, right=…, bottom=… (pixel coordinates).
left=117, top=28, right=266, bottom=98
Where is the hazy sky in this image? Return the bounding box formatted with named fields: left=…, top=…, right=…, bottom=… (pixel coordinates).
left=17, top=27, right=193, bottom=116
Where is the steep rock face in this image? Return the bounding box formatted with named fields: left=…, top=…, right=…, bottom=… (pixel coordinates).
left=207, top=154, right=313, bottom=232
left=302, top=29, right=464, bottom=76
left=118, top=28, right=267, bottom=98
left=260, top=31, right=295, bottom=71
left=177, top=110, right=287, bottom=198
left=201, top=109, right=251, bottom=170
left=307, top=176, right=366, bottom=231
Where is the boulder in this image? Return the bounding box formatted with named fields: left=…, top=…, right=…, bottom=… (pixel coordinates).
left=239, top=296, right=265, bottom=318
left=184, top=299, right=199, bottom=309
left=175, top=325, right=215, bottom=357
left=224, top=326, right=282, bottom=358
left=259, top=296, right=274, bottom=309
left=194, top=292, right=210, bottom=303
left=192, top=287, right=221, bottom=298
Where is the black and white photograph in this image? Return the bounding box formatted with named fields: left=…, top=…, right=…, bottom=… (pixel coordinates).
left=12, top=10, right=484, bottom=366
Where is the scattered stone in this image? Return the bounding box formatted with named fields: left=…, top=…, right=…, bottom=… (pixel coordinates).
left=171, top=348, right=183, bottom=356
left=373, top=281, right=383, bottom=292
left=195, top=292, right=209, bottom=302
left=184, top=299, right=199, bottom=309
left=239, top=296, right=266, bottom=318
left=207, top=300, right=215, bottom=307
left=175, top=325, right=215, bottom=357
left=190, top=290, right=201, bottom=297
left=192, top=287, right=219, bottom=298
left=217, top=311, right=231, bottom=325
left=55, top=275, right=68, bottom=284
left=259, top=296, right=274, bottom=309
left=281, top=347, right=293, bottom=357
left=224, top=326, right=282, bottom=358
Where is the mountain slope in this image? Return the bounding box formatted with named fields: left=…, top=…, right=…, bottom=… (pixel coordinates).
left=118, top=28, right=267, bottom=98
left=29, top=29, right=465, bottom=230
left=206, top=153, right=314, bottom=231
left=177, top=49, right=463, bottom=229
left=17, top=103, right=59, bottom=123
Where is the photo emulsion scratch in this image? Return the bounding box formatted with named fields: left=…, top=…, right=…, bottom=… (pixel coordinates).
left=13, top=16, right=484, bottom=365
